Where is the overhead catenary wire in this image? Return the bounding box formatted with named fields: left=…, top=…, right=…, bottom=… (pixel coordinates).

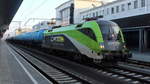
left=23, top=0, right=49, bottom=19
left=20, top=0, right=37, bottom=18
left=22, top=0, right=49, bottom=27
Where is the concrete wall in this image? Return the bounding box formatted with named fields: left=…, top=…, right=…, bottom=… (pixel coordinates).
left=56, top=0, right=102, bottom=26
left=56, top=0, right=73, bottom=26
left=74, top=0, right=101, bottom=24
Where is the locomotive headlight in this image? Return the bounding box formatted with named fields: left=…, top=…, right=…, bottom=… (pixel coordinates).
left=112, top=34, right=115, bottom=38
left=99, top=42, right=105, bottom=49
left=100, top=45, right=104, bottom=49
left=123, top=45, right=126, bottom=48
left=123, top=43, right=126, bottom=48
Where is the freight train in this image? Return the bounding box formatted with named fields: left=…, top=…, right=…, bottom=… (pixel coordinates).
left=7, top=20, right=132, bottom=63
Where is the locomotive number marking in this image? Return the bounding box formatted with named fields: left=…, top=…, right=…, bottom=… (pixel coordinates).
left=51, top=36, right=64, bottom=42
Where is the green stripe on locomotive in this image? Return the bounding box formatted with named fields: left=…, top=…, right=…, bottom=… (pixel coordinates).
left=44, top=21, right=124, bottom=53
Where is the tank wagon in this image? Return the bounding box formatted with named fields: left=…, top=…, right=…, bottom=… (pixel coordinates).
left=7, top=20, right=132, bottom=63
left=9, top=29, right=45, bottom=46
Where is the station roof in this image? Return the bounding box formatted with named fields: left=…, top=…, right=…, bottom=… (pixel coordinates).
left=0, top=0, right=23, bottom=32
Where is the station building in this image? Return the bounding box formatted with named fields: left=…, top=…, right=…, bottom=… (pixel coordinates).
left=56, top=0, right=105, bottom=26
left=80, top=0, right=150, bottom=27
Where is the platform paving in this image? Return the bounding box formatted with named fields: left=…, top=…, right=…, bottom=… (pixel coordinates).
left=131, top=51, right=150, bottom=62
left=0, top=40, right=52, bottom=84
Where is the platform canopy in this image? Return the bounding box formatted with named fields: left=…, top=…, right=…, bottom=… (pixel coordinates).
left=0, top=0, right=23, bottom=33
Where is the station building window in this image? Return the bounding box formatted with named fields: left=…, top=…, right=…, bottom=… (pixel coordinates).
left=98, top=11, right=100, bottom=16
left=121, top=4, right=125, bottom=11
left=88, top=14, right=89, bottom=18
left=128, top=2, right=132, bottom=10
left=102, top=10, right=104, bottom=15
left=93, top=12, right=95, bottom=17
left=85, top=15, right=87, bottom=18
left=116, top=6, right=119, bottom=13
left=99, top=10, right=102, bottom=16
left=134, top=0, right=138, bottom=9
left=107, top=8, right=109, bottom=15
left=141, top=0, right=145, bottom=7
left=89, top=13, right=91, bottom=18
left=111, top=7, right=114, bottom=14
left=86, top=14, right=88, bottom=18
left=83, top=15, right=85, bottom=19
left=96, top=11, right=98, bottom=17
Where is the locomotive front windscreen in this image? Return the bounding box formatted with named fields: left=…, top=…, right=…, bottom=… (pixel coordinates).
left=97, top=20, right=121, bottom=41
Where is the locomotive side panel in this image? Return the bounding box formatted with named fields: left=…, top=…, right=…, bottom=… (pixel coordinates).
left=43, top=34, right=80, bottom=53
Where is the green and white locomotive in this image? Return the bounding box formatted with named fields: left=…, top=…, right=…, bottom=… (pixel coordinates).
left=42, top=20, right=132, bottom=63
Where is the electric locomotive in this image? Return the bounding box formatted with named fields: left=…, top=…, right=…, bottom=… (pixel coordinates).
left=42, top=20, right=132, bottom=63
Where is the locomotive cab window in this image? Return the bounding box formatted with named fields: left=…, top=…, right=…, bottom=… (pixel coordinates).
left=97, top=20, right=121, bottom=41
left=78, top=28, right=97, bottom=41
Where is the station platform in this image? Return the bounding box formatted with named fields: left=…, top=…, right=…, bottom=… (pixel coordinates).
left=131, top=51, right=150, bottom=62
left=0, top=40, right=52, bottom=84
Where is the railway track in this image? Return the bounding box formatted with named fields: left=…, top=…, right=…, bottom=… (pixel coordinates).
left=9, top=43, right=150, bottom=84
left=122, top=59, right=150, bottom=69
left=109, top=65, right=150, bottom=84
left=92, top=62, right=150, bottom=84
left=9, top=44, right=91, bottom=84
